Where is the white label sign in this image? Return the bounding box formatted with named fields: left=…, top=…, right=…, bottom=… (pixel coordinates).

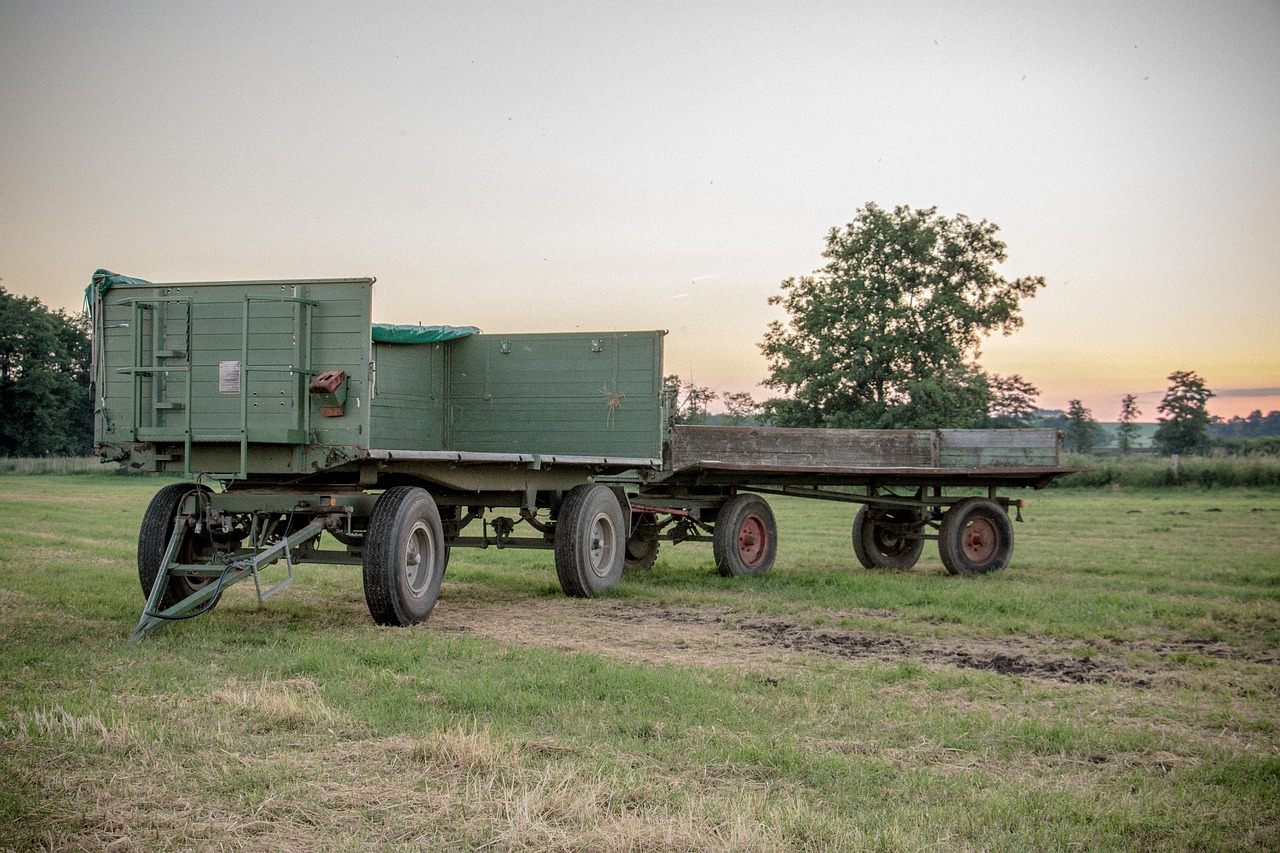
left=219, top=360, right=241, bottom=394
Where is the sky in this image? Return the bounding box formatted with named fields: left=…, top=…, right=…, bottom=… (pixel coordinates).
left=2, top=1, right=1277, bottom=421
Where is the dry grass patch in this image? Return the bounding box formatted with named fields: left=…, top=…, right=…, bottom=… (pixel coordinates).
left=5, top=704, right=150, bottom=757
left=0, top=588, right=38, bottom=612
left=3, top=685, right=843, bottom=851
left=212, top=677, right=338, bottom=732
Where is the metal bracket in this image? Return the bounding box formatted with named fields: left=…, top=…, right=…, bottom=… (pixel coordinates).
left=129, top=518, right=325, bottom=642
left=251, top=531, right=297, bottom=602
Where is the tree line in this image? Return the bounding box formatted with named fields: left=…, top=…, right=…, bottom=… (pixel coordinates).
left=1046, top=370, right=1221, bottom=456
left=670, top=365, right=1240, bottom=458
left=0, top=286, right=93, bottom=457
left=1213, top=409, right=1280, bottom=439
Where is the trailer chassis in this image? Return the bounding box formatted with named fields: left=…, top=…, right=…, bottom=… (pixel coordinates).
left=129, top=467, right=1052, bottom=641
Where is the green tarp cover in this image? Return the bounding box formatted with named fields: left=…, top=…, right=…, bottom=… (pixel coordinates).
left=372, top=323, right=479, bottom=344
left=86, top=269, right=151, bottom=308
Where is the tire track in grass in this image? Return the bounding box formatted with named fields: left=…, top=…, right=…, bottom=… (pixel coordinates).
left=429, top=596, right=1160, bottom=687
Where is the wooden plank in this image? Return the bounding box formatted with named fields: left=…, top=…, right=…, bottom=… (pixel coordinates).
left=940, top=447, right=1059, bottom=467
left=938, top=429, right=1058, bottom=467
left=672, top=426, right=1063, bottom=473
left=672, top=426, right=934, bottom=470
left=938, top=429, right=1058, bottom=449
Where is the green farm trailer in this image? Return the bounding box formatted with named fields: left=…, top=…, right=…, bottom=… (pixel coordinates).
left=88, top=272, right=1080, bottom=640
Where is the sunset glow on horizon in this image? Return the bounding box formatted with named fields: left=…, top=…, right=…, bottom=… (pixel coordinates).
left=2, top=3, right=1275, bottom=424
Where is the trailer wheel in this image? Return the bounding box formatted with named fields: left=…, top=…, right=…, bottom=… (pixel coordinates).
left=851, top=506, right=924, bottom=570
left=938, top=498, right=1014, bottom=576
left=624, top=538, right=659, bottom=571
left=624, top=512, right=660, bottom=570
left=362, top=487, right=447, bottom=626
left=713, top=494, right=777, bottom=577
left=334, top=527, right=447, bottom=573
left=138, top=482, right=215, bottom=610
left=555, top=484, right=625, bottom=597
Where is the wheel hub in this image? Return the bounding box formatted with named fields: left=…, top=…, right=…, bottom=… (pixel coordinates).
left=737, top=513, right=768, bottom=568
left=404, top=521, right=435, bottom=597
left=961, top=518, right=998, bottom=563
left=587, top=514, right=615, bottom=578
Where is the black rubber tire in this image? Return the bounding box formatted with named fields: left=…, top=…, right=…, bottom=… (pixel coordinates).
left=362, top=486, right=447, bottom=626
left=713, top=494, right=777, bottom=577
left=851, top=506, right=925, bottom=570
left=938, top=497, right=1014, bottom=576
left=624, top=512, right=660, bottom=570
left=554, top=484, right=625, bottom=597
left=624, top=537, right=660, bottom=571
left=138, top=482, right=214, bottom=610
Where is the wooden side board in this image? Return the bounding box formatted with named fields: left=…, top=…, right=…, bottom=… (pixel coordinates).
left=938, top=429, right=1060, bottom=468
left=670, top=426, right=1060, bottom=473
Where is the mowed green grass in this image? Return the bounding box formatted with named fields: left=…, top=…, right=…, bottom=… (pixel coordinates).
left=1, top=475, right=1277, bottom=851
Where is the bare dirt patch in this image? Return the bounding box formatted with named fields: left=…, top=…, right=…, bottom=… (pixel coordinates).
left=728, top=615, right=1144, bottom=685
left=426, top=591, right=1158, bottom=687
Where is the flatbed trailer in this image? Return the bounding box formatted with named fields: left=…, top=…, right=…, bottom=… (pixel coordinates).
left=87, top=272, right=1083, bottom=640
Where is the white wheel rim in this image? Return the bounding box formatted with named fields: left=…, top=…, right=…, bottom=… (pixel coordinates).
left=404, top=520, right=436, bottom=598
left=587, top=512, right=616, bottom=579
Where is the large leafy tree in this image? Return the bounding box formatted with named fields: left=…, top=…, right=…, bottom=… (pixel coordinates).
left=0, top=286, right=93, bottom=456
left=760, top=203, right=1044, bottom=428
left=1153, top=370, right=1214, bottom=455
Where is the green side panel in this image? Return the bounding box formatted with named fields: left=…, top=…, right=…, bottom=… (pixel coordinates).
left=93, top=279, right=374, bottom=469
left=445, top=331, right=665, bottom=458
left=368, top=342, right=447, bottom=450
left=92, top=275, right=667, bottom=472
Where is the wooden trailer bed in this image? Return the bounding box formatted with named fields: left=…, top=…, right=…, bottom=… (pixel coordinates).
left=652, top=425, right=1081, bottom=489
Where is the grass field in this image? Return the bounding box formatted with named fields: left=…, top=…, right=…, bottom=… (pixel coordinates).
left=1, top=475, right=1277, bottom=851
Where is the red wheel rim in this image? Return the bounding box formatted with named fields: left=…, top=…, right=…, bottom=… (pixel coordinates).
left=961, top=517, right=999, bottom=564
left=737, top=512, right=769, bottom=569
